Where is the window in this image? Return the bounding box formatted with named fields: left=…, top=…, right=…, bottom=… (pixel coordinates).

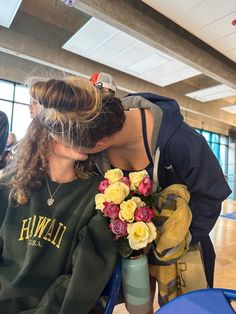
left=196, top=129, right=229, bottom=173
left=12, top=103, right=32, bottom=139
left=196, top=128, right=231, bottom=198
left=0, top=79, right=31, bottom=140
left=15, top=84, right=30, bottom=104
left=0, top=81, right=14, bottom=100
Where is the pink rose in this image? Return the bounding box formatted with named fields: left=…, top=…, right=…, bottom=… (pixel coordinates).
left=109, top=218, right=127, bottom=237
left=134, top=206, right=155, bottom=223
left=103, top=202, right=120, bottom=219
left=138, top=176, right=153, bottom=196
left=120, top=176, right=130, bottom=187
left=97, top=179, right=110, bottom=193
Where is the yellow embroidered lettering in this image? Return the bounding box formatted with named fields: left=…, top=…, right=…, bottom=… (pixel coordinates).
left=33, top=216, right=51, bottom=238
left=28, top=239, right=42, bottom=247
left=19, top=217, right=32, bottom=240
left=30, top=215, right=37, bottom=237
left=43, top=219, right=56, bottom=242
left=51, top=223, right=67, bottom=248
left=55, top=226, right=67, bottom=249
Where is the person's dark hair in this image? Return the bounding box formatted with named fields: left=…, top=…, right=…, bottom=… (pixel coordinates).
left=88, top=95, right=125, bottom=145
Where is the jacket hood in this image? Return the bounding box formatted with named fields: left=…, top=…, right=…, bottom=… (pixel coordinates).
left=124, top=92, right=183, bottom=152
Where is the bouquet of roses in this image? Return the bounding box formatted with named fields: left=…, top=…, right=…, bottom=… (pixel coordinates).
left=95, top=168, right=159, bottom=255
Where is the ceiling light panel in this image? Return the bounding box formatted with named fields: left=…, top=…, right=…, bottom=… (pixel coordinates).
left=221, top=105, right=236, bottom=114
left=185, top=84, right=236, bottom=102
left=110, top=43, right=157, bottom=68
left=0, top=0, right=22, bottom=28
left=142, top=60, right=200, bottom=86
left=63, top=17, right=201, bottom=87
left=127, top=52, right=170, bottom=75
left=62, top=18, right=116, bottom=54
left=90, top=31, right=137, bottom=62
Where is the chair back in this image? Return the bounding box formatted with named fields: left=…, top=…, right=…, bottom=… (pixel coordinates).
left=102, top=256, right=122, bottom=314
left=155, top=288, right=236, bottom=314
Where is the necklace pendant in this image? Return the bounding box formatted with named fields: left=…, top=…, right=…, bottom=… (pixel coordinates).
left=47, top=198, right=54, bottom=206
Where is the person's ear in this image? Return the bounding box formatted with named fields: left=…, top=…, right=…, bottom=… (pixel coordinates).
left=95, top=137, right=109, bottom=148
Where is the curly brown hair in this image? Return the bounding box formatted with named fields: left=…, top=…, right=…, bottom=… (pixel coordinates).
left=4, top=77, right=100, bottom=205
left=8, top=118, right=51, bottom=204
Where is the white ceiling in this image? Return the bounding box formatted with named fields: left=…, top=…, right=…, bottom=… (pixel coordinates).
left=141, top=0, right=236, bottom=63
left=63, top=17, right=201, bottom=87
left=0, top=0, right=235, bottom=115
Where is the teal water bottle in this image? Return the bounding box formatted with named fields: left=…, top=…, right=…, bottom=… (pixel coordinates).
left=122, top=254, right=151, bottom=314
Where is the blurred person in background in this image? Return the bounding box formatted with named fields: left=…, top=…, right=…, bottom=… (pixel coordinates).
left=29, top=97, right=43, bottom=119
left=0, top=111, right=9, bottom=157
left=28, top=80, right=45, bottom=118
left=90, top=72, right=117, bottom=96
left=1, top=133, right=18, bottom=173
left=5, top=132, right=17, bottom=150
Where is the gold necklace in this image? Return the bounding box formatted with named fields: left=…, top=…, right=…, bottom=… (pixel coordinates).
left=46, top=175, right=62, bottom=206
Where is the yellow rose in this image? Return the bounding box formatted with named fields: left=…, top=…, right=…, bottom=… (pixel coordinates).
left=105, top=168, right=124, bottom=184
left=147, top=222, right=157, bottom=243
left=119, top=199, right=137, bottom=222
left=131, top=196, right=146, bottom=208
left=104, top=182, right=129, bottom=204
left=129, top=170, right=148, bottom=191
left=127, top=221, right=156, bottom=250
left=95, top=193, right=106, bottom=211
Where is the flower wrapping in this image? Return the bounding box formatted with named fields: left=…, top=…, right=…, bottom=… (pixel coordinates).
left=95, top=168, right=159, bottom=255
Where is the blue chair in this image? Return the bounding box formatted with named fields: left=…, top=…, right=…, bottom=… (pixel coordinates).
left=100, top=256, right=122, bottom=314
left=155, top=288, right=236, bottom=314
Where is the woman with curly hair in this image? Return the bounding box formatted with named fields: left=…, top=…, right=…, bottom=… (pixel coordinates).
left=0, top=77, right=117, bottom=314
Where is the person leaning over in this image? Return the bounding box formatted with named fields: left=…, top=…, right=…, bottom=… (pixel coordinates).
left=74, top=91, right=231, bottom=307
left=0, top=77, right=117, bottom=314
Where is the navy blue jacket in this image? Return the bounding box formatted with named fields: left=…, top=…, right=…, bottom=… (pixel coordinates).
left=130, top=93, right=231, bottom=244
left=95, top=92, right=231, bottom=286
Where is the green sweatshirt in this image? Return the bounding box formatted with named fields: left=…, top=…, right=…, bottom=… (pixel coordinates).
left=0, top=175, right=117, bottom=314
